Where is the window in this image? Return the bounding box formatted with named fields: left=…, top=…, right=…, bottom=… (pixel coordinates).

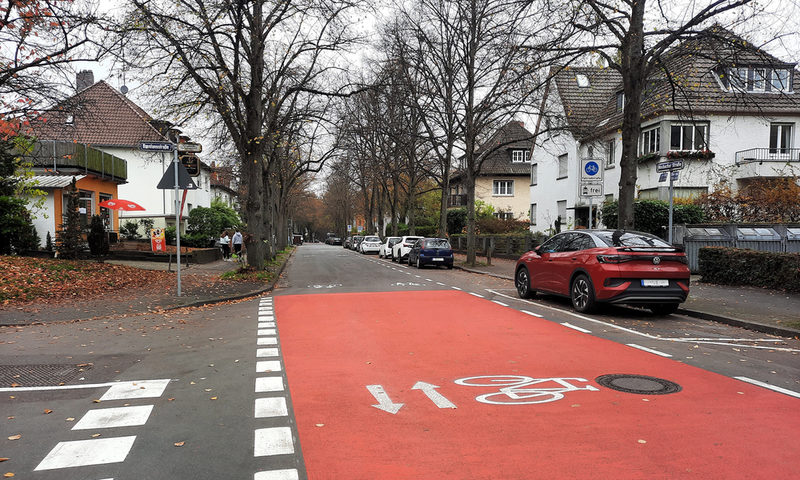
left=493, top=180, right=514, bottom=196
left=616, top=91, right=625, bottom=112
left=770, top=123, right=793, bottom=154
left=772, top=69, right=791, bottom=91
left=557, top=154, right=568, bottom=179
left=493, top=211, right=514, bottom=220
left=576, top=74, right=590, bottom=88
left=530, top=163, right=538, bottom=185
left=670, top=124, right=707, bottom=151
left=640, top=126, right=660, bottom=154
left=511, top=150, right=529, bottom=163
left=605, top=140, right=615, bottom=168
left=530, top=203, right=537, bottom=225
left=557, top=200, right=567, bottom=221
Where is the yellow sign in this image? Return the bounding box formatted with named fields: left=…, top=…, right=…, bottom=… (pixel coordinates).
left=150, top=228, right=165, bottom=252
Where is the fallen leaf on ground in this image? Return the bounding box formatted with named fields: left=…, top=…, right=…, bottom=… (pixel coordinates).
left=91, top=433, right=101, bottom=438
left=66, top=417, right=75, bottom=422
left=174, top=441, right=185, bottom=447
left=210, top=396, right=217, bottom=400
left=4, top=472, right=14, bottom=477
left=43, top=409, right=52, bottom=414
left=0, top=459, right=8, bottom=462
left=7, top=435, right=20, bottom=441
left=92, top=399, right=100, bottom=403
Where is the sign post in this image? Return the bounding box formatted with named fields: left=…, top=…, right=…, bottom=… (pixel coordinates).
left=580, top=159, right=604, bottom=229
left=657, top=160, right=685, bottom=244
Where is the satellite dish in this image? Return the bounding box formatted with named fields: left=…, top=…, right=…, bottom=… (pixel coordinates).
left=120, top=85, right=129, bottom=94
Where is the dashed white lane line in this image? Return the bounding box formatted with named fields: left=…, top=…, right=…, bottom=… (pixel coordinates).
left=436, top=282, right=446, bottom=286
left=255, top=397, right=289, bottom=418
left=256, top=360, right=282, bottom=373
left=255, top=377, right=285, bottom=393
left=521, top=310, right=544, bottom=318
left=258, top=329, right=277, bottom=336
left=257, top=348, right=280, bottom=357
left=258, top=322, right=275, bottom=328
left=735, top=377, right=800, bottom=398
left=627, top=344, right=672, bottom=357
left=258, top=337, right=278, bottom=345
left=73, top=405, right=154, bottom=430
left=469, top=292, right=484, bottom=298
left=492, top=300, right=509, bottom=307
left=254, top=469, right=299, bottom=480
left=99, top=379, right=170, bottom=401
left=561, top=322, right=592, bottom=334
left=425, top=278, right=433, bottom=281
left=259, top=316, right=275, bottom=321
left=451, top=286, right=462, bottom=291
left=254, top=427, right=295, bottom=456
left=35, top=436, right=137, bottom=470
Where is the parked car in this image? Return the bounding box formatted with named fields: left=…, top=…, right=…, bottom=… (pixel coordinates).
left=359, top=236, right=382, bottom=254
left=344, top=236, right=352, bottom=249
left=408, top=238, right=454, bottom=269
left=329, top=236, right=342, bottom=246
left=379, top=237, right=402, bottom=259
left=391, top=235, right=423, bottom=262
left=351, top=236, right=365, bottom=251
left=514, top=229, right=690, bottom=315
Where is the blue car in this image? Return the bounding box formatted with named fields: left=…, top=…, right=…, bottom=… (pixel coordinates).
left=407, top=238, right=454, bottom=269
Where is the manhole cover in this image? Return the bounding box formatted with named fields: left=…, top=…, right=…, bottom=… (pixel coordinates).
left=595, top=374, right=682, bottom=395
left=0, top=364, right=91, bottom=387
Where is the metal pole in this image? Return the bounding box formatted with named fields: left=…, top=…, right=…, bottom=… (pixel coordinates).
left=174, top=146, right=181, bottom=296
left=668, top=171, right=674, bottom=244
left=588, top=196, right=593, bottom=229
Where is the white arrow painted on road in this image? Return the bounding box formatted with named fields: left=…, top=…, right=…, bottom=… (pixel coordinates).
left=366, top=385, right=404, bottom=414
left=412, top=381, right=457, bottom=409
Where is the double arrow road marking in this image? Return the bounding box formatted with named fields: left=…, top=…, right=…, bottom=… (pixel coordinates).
left=366, top=382, right=457, bottom=414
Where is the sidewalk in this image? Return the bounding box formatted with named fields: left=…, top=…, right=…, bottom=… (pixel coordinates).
left=452, top=253, right=800, bottom=338
left=0, top=256, right=287, bottom=327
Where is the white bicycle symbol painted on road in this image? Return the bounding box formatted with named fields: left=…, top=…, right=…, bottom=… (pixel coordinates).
left=454, top=375, right=599, bottom=405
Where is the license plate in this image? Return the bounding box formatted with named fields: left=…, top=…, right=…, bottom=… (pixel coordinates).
left=642, top=279, right=669, bottom=287
left=433, top=258, right=444, bottom=262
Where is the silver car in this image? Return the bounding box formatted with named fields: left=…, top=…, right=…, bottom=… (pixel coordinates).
left=359, top=235, right=382, bottom=254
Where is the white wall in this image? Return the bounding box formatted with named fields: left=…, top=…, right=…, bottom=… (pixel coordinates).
left=28, top=193, right=56, bottom=248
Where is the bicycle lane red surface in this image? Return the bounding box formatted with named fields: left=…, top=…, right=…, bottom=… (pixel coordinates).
left=275, top=290, right=799, bottom=479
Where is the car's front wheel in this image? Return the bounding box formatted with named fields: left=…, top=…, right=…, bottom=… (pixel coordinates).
left=515, top=267, right=535, bottom=299
left=416, top=257, right=422, bottom=269
left=649, top=303, right=679, bottom=316
left=571, top=273, right=596, bottom=313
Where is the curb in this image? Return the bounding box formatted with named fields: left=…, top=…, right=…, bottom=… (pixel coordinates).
left=454, top=263, right=800, bottom=339
left=676, top=308, right=800, bottom=339
left=0, top=249, right=295, bottom=327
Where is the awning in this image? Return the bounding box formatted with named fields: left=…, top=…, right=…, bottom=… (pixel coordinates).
left=29, top=175, right=86, bottom=188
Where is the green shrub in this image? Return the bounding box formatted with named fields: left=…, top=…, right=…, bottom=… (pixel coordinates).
left=120, top=221, right=141, bottom=240
left=602, top=199, right=705, bottom=236
left=699, top=247, right=800, bottom=292
left=476, top=217, right=530, bottom=234
left=165, top=226, right=176, bottom=245
left=447, top=208, right=467, bottom=235
left=87, top=215, right=109, bottom=256
left=186, top=199, right=242, bottom=238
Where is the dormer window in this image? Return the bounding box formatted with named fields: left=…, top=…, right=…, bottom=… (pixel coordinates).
left=576, top=74, right=590, bottom=88
left=65, top=115, right=74, bottom=125
left=720, top=66, right=793, bottom=93
left=615, top=91, right=625, bottom=112
left=511, top=149, right=529, bottom=163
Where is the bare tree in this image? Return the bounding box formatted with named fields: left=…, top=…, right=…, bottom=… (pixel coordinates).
left=121, top=0, right=362, bottom=268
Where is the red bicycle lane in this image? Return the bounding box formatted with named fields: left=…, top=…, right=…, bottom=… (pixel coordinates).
left=276, top=290, right=799, bottom=479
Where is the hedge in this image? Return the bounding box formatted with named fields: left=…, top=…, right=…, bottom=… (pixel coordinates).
left=602, top=199, right=705, bottom=237
left=699, top=246, right=800, bottom=292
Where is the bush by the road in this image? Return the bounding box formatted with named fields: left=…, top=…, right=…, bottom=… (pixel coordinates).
left=699, top=246, right=800, bottom=292
left=602, top=199, right=705, bottom=237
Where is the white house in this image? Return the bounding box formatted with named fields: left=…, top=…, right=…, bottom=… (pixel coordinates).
left=31, top=71, right=228, bottom=235
left=530, top=30, right=800, bottom=233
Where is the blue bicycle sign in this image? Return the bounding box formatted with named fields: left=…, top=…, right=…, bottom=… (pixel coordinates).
left=584, top=161, right=599, bottom=176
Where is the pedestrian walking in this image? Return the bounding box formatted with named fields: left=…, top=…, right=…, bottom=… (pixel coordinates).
left=219, top=231, right=230, bottom=259
left=231, top=228, right=243, bottom=258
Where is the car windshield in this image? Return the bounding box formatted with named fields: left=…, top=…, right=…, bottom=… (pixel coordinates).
left=364, top=236, right=380, bottom=242
left=425, top=239, right=451, bottom=249
left=388, top=238, right=401, bottom=245
left=595, top=231, right=671, bottom=248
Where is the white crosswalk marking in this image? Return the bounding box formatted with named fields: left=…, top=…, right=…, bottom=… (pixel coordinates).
left=256, top=360, right=282, bottom=373
left=73, top=405, right=154, bottom=430
left=255, top=377, right=284, bottom=393
left=35, top=436, right=137, bottom=470
left=254, top=397, right=288, bottom=418
left=257, top=348, right=280, bottom=357
left=99, top=379, right=170, bottom=401
left=254, top=427, right=295, bottom=456
left=254, top=469, right=299, bottom=480
left=258, top=337, right=278, bottom=345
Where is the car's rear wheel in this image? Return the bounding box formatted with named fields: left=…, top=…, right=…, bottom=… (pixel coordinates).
left=571, top=274, right=596, bottom=313
left=649, top=303, right=679, bottom=315
left=515, top=267, right=535, bottom=299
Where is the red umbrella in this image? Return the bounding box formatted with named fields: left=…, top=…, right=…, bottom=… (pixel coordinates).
left=98, top=199, right=146, bottom=211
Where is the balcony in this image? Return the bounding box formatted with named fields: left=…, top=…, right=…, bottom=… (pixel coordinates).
left=735, top=148, right=800, bottom=166
left=447, top=194, right=468, bottom=208
left=25, top=141, right=128, bottom=181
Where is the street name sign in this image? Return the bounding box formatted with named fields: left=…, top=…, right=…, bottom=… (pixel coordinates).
left=656, top=160, right=684, bottom=172
left=177, top=142, right=202, bottom=153
left=139, top=141, right=174, bottom=152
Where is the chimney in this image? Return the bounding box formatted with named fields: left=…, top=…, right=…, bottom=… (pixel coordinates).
left=76, top=70, right=94, bottom=91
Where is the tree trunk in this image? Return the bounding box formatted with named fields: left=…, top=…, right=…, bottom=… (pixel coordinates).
left=465, top=173, right=477, bottom=265
left=618, top=1, right=646, bottom=230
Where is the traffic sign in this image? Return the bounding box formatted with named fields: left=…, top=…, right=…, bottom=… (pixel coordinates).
left=139, top=141, right=173, bottom=152
left=580, top=183, right=603, bottom=197
left=659, top=172, right=668, bottom=183
left=671, top=170, right=679, bottom=181
left=656, top=160, right=684, bottom=172
left=177, top=142, right=202, bottom=153
left=180, top=153, right=200, bottom=176
left=581, top=159, right=602, bottom=181
left=156, top=161, right=198, bottom=190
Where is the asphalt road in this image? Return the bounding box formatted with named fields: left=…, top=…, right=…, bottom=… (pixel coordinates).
left=1, top=243, right=798, bottom=479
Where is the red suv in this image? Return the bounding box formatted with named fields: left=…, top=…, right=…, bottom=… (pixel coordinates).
left=515, top=230, right=690, bottom=315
